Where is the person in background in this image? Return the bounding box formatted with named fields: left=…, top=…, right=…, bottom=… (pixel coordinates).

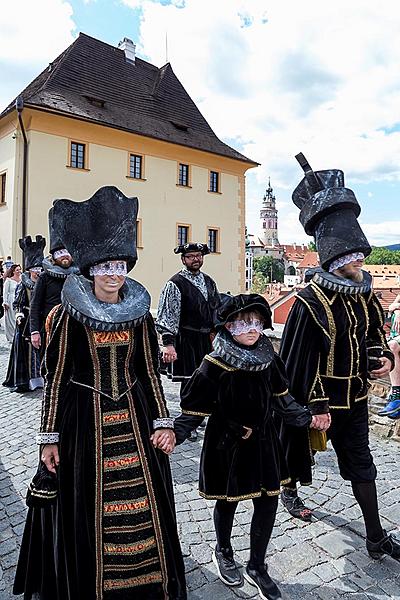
left=3, top=236, right=46, bottom=392
left=156, top=243, right=220, bottom=441
left=30, top=208, right=76, bottom=353
left=3, top=264, right=21, bottom=342
left=378, top=293, right=400, bottom=419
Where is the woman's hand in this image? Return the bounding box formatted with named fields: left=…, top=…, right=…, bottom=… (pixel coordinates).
left=150, top=429, right=176, bottom=454
left=162, top=345, right=177, bottom=363
left=41, top=444, right=60, bottom=474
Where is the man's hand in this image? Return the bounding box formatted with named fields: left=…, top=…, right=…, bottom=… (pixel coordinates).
left=150, top=429, right=176, bottom=454
left=31, top=332, right=41, bottom=349
left=162, top=345, right=177, bottom=363
left=370, top=356, right=392, bottom=378
left=310, top=413, right=331, bottom=432
left=41, top=444, right=60, bottom=474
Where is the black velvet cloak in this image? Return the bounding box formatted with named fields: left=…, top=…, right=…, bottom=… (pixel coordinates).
left=13, top=307, right=186, bottom=600
left=174, top=341, right=311, bottom=501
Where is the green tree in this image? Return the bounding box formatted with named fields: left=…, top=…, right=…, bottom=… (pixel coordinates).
left=253, top=255, right=284, bottom=283
left=307, top=241, right=317, bottom=251
left=364, top=248, right=400, bottom=265
left=251, top=272, right=268, bottom=294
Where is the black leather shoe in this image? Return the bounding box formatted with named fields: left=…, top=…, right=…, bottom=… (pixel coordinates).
left=212, top=547, right=242, bottom=586
left=281, top=489, right=312, bottom=522
left=244, top=564, right=281, bottom=600
left=367, top=530, right=400, bottom=560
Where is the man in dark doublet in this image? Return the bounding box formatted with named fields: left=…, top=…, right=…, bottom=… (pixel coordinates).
left=30, top=208, right=76, bottom=352
left=278, top=154, right=400, bottom=561
left=156, top=243, right=220, bottom=439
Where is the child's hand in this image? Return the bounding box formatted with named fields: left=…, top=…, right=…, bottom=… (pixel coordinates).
left=310, top=414, right=331, bottom=432
left=150, top=429, right=176, bottom=454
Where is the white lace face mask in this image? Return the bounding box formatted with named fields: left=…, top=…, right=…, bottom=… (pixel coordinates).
left=30, top=267, right=43, bottom=274
left=89, top=261, right=127, bottom=277
left=53, top=249, right=70, bottom=259
left=227, top=319, right=264, bottom=336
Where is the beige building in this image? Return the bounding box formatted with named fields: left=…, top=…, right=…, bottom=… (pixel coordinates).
left=0, top=34, right=257, bottom=305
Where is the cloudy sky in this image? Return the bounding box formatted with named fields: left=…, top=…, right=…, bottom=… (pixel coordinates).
left=1, top=0, right=400, bottom=246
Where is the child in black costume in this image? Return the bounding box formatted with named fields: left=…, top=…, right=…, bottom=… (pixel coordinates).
left=173, top=294, right=318, bottom=600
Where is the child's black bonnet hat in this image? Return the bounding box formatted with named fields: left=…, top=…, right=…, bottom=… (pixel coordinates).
left=216, top=293, right=273, bottom=330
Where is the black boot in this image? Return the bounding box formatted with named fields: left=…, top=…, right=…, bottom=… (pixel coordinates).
left=244, top=564, right=281, bottom=600
left=212, top=546, right=242, bottom=586
left=366, top=530, right=400, bottom=560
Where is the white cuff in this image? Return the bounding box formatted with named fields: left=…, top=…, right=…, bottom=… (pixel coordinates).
left=36, top=432, right=59, bottom=445
left=153, top=418, right=174, bottom=430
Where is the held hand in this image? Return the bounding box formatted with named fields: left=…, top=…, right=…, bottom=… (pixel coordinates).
left=370, top=356, right=392, bottom=378
left=41, top=444, right=60, bottom=474
left=31, top=332, right=41, bottom=349
left=162, top=345, right=177, bottom=364
left=311, top=413, right=331, bottom=432
left=150, top=429, right=176, bottom=454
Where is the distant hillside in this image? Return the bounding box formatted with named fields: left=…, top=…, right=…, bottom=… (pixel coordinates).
left=385, top=244, right=400, bottom=251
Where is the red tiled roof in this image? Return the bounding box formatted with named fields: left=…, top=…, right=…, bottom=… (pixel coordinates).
left=297, top=252, right=319, bottom=269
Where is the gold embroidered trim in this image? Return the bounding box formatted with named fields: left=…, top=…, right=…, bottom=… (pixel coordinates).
left=103, top=410, right=130, bottom=425
left=127, top=391, right=168, bottom=597
left=103, top=497, right=149, bottom=515
left=360, top=295, right=369, bottom=335
left=103, top=454, right=140, bottom=471
left=199, top=479, right=291, bottom=501
left=103, top=572, right=162, bottom=590
left=142, top=320, right=167, bottom=418
left=103, top=433, right=133, bottom=445
left=182, top=409, right=211, bottom=417
left=346, top=298, right=360, bottom=374
left=109, top=345, right=119, bottom=402
left=311, top=284, right=336, bottom=375
left=93, top=330, right=130, bottom=345
left=273, top=388, right=289, bottom=397
left=104, top=537, right=156, bottom=555
left=103, top=556, right=159, bottom=572
left=296, top=296, right=330, bottom=340
left=204, top=355, right=238, bottom=371
left=308, top=397, right=330, bottom=403
left=103, top=521, right=151, bottom=534
left=44, top=311, right=69, bottom=433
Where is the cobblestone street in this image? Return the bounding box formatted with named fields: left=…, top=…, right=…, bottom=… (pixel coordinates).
left=0, top=329, right=399, bottom=600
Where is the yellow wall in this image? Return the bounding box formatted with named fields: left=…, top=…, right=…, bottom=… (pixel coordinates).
left=0, top=114, right=19, bottom=260
left=6, top=108, right=254, bottom=303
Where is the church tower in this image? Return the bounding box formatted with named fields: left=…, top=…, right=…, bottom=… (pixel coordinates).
left=260, top=179, right=279, bottom=246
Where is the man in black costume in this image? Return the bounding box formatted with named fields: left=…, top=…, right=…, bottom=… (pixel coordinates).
left=14, top=186, right=186, bottom=600
left=3, top=235, right=45, bottom=392
left=30, top=208, right=76, bottom=352
left=156, top=243, right=220, bottom=440
left=278, top=154, right=400, bottom=561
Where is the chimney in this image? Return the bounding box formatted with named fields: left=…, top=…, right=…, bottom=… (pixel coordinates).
left=118, top=37, right=136, bottom=63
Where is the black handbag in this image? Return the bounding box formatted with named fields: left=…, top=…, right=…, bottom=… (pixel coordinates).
left=26, top=461, right=58, bottom=508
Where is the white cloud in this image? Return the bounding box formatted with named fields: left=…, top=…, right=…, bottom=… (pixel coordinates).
left=121, top=0, right=400, bottom=243
left=0, top=0, right=76, bottom=110
left=362, top=221, right=400, bottom=247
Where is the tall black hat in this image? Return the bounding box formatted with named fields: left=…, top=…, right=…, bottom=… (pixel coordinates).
left=19, top=235, right=46, bottom=270
left=52, top=186, right=138, bottom=277
left=48, top=207, right=68, bottom=255
left=174, top=243, right=210, bottom=255
left=292, top=153, right=371, bottom=271
left=216, top=293, right=273, bottom=330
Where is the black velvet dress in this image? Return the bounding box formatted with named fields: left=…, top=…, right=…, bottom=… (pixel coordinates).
left=14, top=287, right=186, bottom=599
left=174, top=330, right=312, bottom=501
left=3, top=275, right=42, bottom=391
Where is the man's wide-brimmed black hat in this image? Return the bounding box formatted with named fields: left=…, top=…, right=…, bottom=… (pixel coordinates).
left=216, top=293, right=273, bottom=330
left=292, top=153, right=371, bottom=271
left=174, top=243, right=210, bottom=255
left=52, top=186, right=138, bottom=277
left=19, top=235, right=46, bottom=270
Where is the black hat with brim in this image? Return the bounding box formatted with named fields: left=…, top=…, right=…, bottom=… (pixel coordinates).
left=216, top=293, right=273, bottom=330
left=174, top=243, right=210, bottom=255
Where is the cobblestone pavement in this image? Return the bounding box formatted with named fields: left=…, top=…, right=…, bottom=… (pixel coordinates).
left=0, top=329, right=399, bottom=600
